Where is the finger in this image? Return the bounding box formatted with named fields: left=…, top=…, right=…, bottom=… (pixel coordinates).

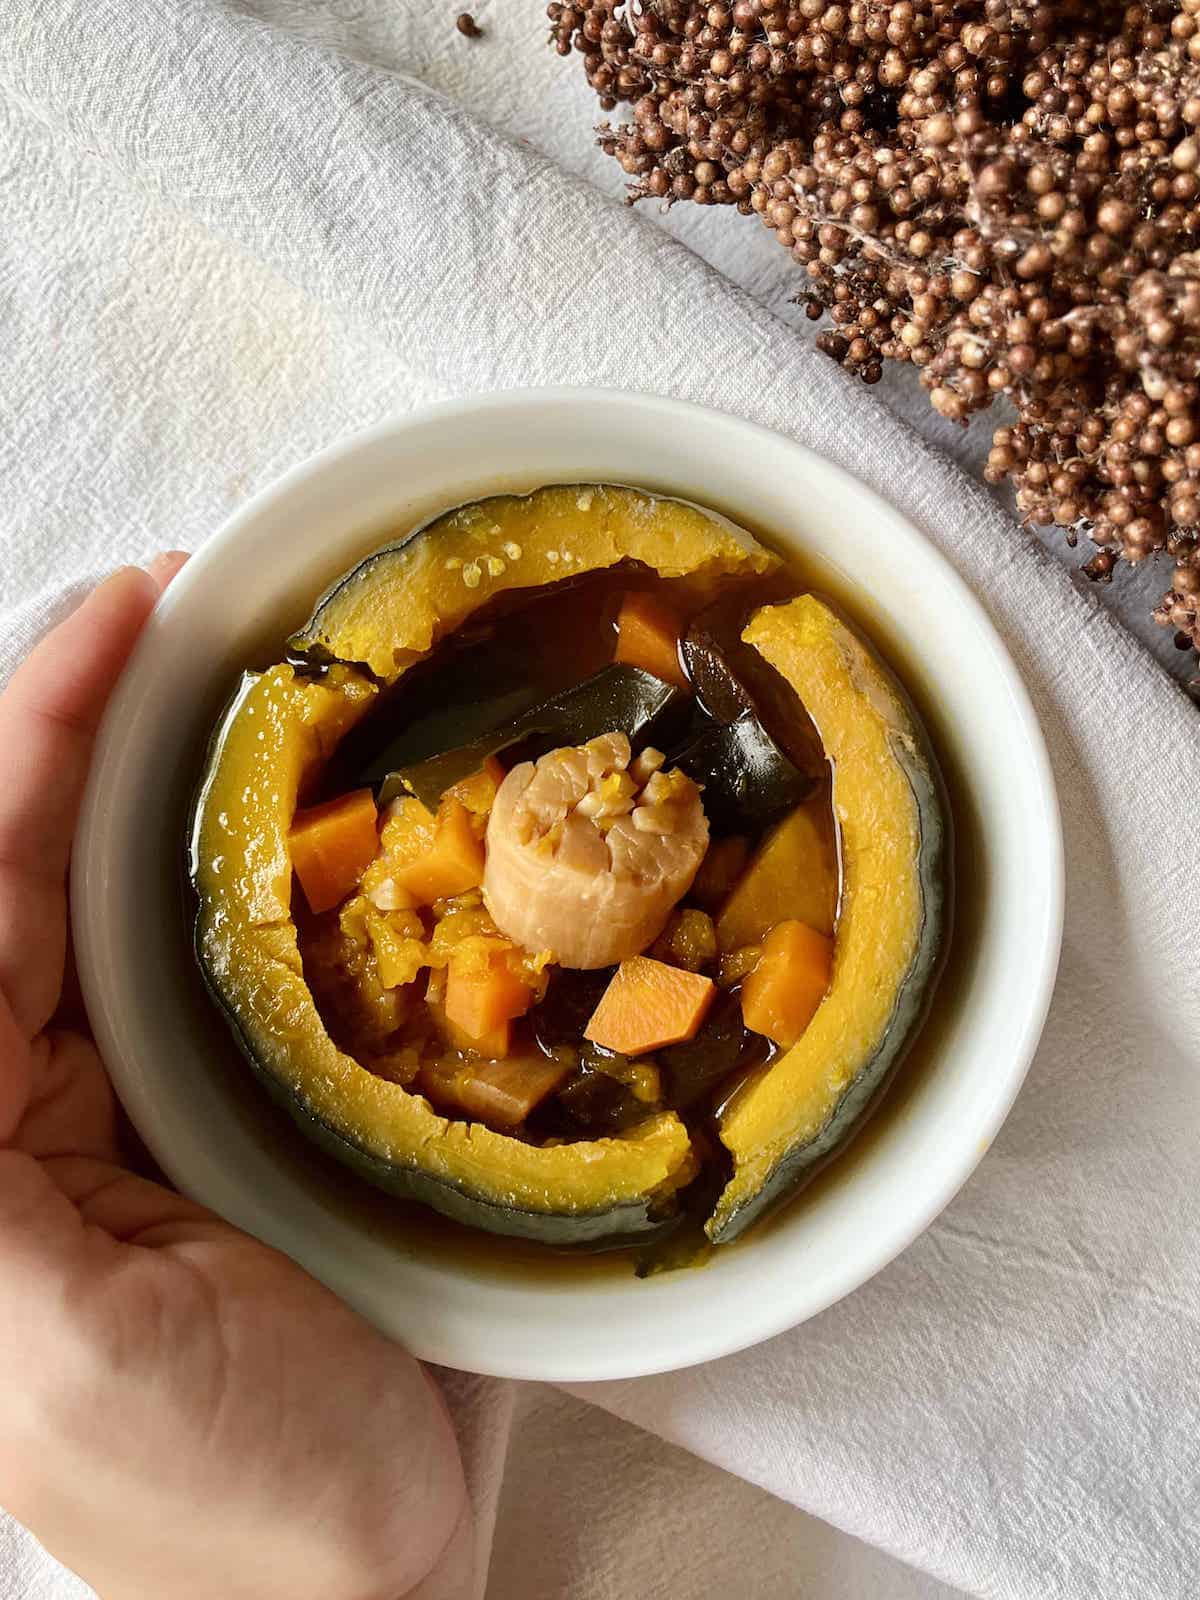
left=0, top=988, right=30, bottom=1145
left=0, top=568, right=159, bottom=1038
left=13, top=1030, right=119, bottom=1166
left=0, top=1145, right=218, bottom=1313
left=0, top=1148, right=100, bottom=1291
left=146, top=550, right=190, bottom=591
left=39, top=1154, right=216, bottom=1246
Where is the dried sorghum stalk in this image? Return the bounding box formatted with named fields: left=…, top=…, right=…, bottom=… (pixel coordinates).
left=549, top=0, right=1200, bottom=656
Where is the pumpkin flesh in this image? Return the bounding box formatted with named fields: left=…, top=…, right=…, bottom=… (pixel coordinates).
left=290, top=484, right=776, bottom=683
left=709, top=595, right=947, bottom=1242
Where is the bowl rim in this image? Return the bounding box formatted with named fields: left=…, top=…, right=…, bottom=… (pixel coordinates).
left=72, top=386, right=1064, bottom=1380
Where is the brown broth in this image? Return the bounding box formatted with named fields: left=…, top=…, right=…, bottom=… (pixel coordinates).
left=294, top=560, right=837, bottom=1140
left=175, top=502, right=983, bottom=1283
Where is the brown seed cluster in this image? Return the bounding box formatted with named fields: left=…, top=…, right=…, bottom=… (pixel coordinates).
left=548, top=0, right=1200, bottom=658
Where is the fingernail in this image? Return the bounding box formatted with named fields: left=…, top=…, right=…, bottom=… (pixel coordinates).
left=145, top=550, right=190, bottom=591
left=93, top=565, right=154, bottom=597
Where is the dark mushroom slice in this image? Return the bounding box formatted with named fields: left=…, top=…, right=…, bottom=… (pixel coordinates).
left=658, top=990, right=778, bottom=1111
left=671, top=713, right=813, bottom=834
left=534, top=1063, right=651, bottom=1139
left=371, top=665, right=693, bottom=810
left=681, top=583, right=824, bottom=776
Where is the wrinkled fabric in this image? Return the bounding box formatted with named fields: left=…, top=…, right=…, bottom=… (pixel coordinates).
left=1, top=4, right=1198, bottom=1598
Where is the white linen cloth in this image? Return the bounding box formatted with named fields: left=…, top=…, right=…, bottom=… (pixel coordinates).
left=1, top=3, right=1198, bottom=1597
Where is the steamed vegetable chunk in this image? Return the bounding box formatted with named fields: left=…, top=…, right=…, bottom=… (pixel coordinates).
left=585, top=956, right=716, bottom=1055
left=716, top=797, right=838, bottom=949
left=444, top=947, right=538, bottom=1048
left=390, top=795, right=485, bottom=903
left=614, top=590, right=689, bottom=691
left=289, top=788, right=379, bottom=914
left=740, top=920, right=833, bottom=1047
left=418, top=1053, right=571, bottom=1130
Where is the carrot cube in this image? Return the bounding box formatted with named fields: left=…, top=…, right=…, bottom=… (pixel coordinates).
left=585, top=955, right=715, bottom=1055
left=440, top=1011, right=512, bottom=1060
left=393, top=795, right=485, bottom=904
left=740, top=919, right=833, bottom=1047
left=289, top=788, right=379, bottom=915
left=445, top=949, right=536, bottom=1046
left=614, top=591, right=690, bottom=692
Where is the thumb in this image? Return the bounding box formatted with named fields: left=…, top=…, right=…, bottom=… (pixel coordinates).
left=0, top=1147, right=97, bottom=1292
left=0, top=988, right=31, bottom=1145
left=0, top=1131, right=218, bottom=1299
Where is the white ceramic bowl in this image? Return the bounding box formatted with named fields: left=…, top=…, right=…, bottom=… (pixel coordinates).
left=72, top=389, right=1062, bottom=1382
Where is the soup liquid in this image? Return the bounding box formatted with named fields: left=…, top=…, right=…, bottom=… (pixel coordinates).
left=179, top=526, right=977, bottom=1281
left=298, top=560, right=833, bottom=1167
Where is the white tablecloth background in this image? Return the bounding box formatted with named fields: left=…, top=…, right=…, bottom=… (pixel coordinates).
left=2, top=3, right=1198, bottom=1596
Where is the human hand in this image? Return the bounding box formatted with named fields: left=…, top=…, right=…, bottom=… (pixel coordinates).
left=0, top=563, right=466, bottom=1600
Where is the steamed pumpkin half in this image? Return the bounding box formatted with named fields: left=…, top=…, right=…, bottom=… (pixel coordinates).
left=189, top=483, right=949, bottom=1251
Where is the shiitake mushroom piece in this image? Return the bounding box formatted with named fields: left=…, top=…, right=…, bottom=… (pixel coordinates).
left=530, top=968, right=614, bottom=1057
left=681, top=587, right=824, bottom=777
left=658, top=990, right=778, bottom=1112
left=537, top=1064, right=651, bottom=1138
left=366, top=665, right=693, bottom=809
left=670, top=713, right=813, bottom=834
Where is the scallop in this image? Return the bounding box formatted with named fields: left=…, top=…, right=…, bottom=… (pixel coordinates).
left=484, top=734, right=709, bottom=969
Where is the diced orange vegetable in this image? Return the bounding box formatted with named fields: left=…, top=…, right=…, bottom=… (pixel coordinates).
left=716, top=800, right=838, bottom=949
left=740, top=919, right=833, bottom=1047
left=289, top=788, right=379, bottom=915
left=418, top=1053, right=572, bottom=1131
left=446, top=755, right=506, bottom=816
left=585, top=955, right=715, bottom=1055
left=444, top=948, right=536, bottom=1046
left=691, top=836, right=750, bottom=911
left=428, top=986, right=510, bottom=1056
left=393, top=795, right=485, bottom=904
left=432, top=1002, right=511, bottom=1060
left=614, top=591, right=690, bottom=691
